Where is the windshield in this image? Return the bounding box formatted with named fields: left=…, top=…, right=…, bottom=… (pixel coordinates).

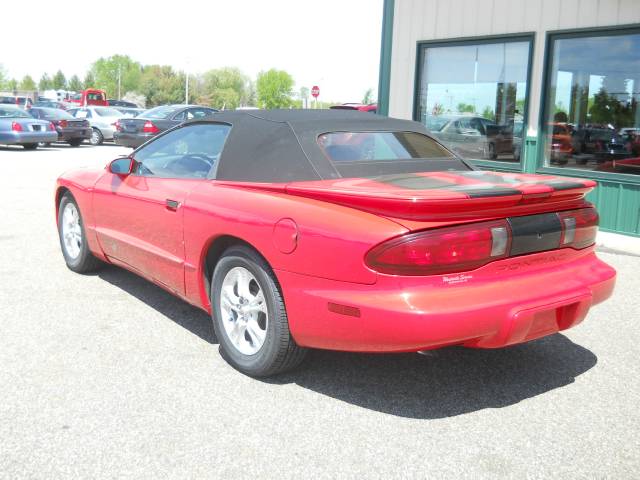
left=142, top=105, right=181, bottom=119
left=0, top=106, right=32, bottom=118
left=425, top=116, right=453, bottom=132
left=94, top=107, right=124, bottom=117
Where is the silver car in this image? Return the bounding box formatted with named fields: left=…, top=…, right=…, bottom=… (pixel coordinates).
left=67, top=106, right=124, bottom=146
left=0, top=105, right=58, bottom=149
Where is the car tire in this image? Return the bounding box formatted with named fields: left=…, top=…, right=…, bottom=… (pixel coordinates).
left=68, top=139, right=83, bottom=147
left=22, top=143, right=38, bottom=150
left=57, top=193, right=104, bottom=273
left=90, top=128, right=104, bottom=146
left=211, top=245, right=307, bottom=377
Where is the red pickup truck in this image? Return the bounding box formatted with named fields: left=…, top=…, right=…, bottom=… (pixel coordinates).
left=67, top=89, right=108, bottom=107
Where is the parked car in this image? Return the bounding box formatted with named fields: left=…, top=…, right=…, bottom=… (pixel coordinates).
left=15, top=97, right=34, bottom=109
left=330, top=103, right=377, bottom=113
left=67, top=106, right=124, bottom=145
left=113, top=107, right=145, bottom=117
left=33, top=100, right=71, bottom=110
left=107, top=99, right=139, bottom=108
left=425, top=115, right=514, bottom=160
left=113, top=104, right=218, bottom=148
left=0, top=96, right=16, bottom=104
left=572, top=127, right=630, bottom=164
left=0, top=105, right=58, bottom=149
left=67, top=89, right=108, bottom=107
left=29, top=107, right=91, bottom=147
left=55, top=109, right=615, bottom=377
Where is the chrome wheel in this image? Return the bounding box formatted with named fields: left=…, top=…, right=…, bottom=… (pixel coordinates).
left=62, top=202, right=82, bottom=259
left=219, top=266, right=268, bottom=355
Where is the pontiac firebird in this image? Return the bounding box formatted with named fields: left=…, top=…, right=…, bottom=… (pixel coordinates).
left=55, top=110, right=616, bottom=376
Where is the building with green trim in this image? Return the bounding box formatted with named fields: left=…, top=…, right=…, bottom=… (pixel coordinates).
left=378, top=0, right=640, bottom=236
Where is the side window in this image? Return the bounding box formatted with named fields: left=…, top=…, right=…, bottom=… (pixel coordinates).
left=172, top=110, right=186, bottom=121
left=133, top=123, right=231, bottom=179
left=186, top=108, right=215, bottom=120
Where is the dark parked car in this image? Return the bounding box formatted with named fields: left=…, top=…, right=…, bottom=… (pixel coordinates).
left=113, top=107, right=145, bottom=117
left=114, top=104, right=218, bottom=148
left=0, top=105, right=58, bottom=149
left=29, top=107, right=92, bottom=146
left=572, top=128, right=630, bottom=164
left=108, top=99, right=139, bottom=108
left=33, top=100, right=72, bottom=110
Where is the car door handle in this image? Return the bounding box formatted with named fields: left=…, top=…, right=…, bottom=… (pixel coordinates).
left=165, top=199, right=180, bottom=211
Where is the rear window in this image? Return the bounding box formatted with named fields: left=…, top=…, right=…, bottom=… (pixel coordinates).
left=87, top=92, right=105, bottom=101
left=318, top=131, right=453, bottom=163
left=143, top=105, right=181, bottom=119
left=0, top=106, right=31, bottom=118
left=94, top=107, right=123, bottom=117
left=38, top=108, right=73, bottom=120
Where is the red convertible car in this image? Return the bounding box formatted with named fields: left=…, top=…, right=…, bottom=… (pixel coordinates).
left=55, top=110, right=616, bottom=376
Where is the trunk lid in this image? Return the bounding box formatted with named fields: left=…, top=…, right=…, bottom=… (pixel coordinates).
left=224, top=171, right=596, bottom=222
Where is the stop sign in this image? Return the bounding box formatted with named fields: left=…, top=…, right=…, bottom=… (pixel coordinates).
left=311, top=86, right=320, bottom=98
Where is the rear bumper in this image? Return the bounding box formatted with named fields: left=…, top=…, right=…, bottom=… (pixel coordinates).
left=58, top=128, right=92, bottom=141
left=113, top=132, right=154, bottom=148
left=0, top=131, right=59, bottom=145
left=277, top=248, right=616, bottom=352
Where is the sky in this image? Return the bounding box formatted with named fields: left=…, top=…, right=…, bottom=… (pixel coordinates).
left=2, top=0, right=383, bottom=103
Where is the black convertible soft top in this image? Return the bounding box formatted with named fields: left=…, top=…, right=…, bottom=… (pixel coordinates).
left=187, top=109, right=466, bottom=182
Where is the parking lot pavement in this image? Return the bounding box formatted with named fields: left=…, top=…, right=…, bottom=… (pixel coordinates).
left=1, top=143, right=639, bottom=479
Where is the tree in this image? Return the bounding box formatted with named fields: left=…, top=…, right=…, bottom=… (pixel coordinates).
left=68, top=75, right=82, bottom=92
left=90, top=54, right=142, bottom=99
left=83, top=71, right=95, bottom=89
left=19, top=75, right=36, bottom=91
left=256, top=69, right=294, bottom=109
left=38, top=73, right=52, bottom=91
left=52, top=70, right=67, bottom=89
left=0, top=64, right=7, bottom=90
left=456, top=102, right=475, bottom=113
left=362, top=88, right=374, bottom=105
left=139, top=65, right=184, bottom=106
left=196, top=67, right=251, bottom=110
left=481, top=106, right=495, bottom=121
left=6, top=78, right=18, bottom=91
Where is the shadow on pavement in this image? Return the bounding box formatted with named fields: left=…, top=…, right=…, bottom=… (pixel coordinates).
left=97, top=265, right=216, bottom=344
left=95, top=265, right=597, bottom=419
left=266, top=336, right=597, bottom=418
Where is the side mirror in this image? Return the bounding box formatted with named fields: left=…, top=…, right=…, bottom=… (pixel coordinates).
left=108, top=157, right=134, bottom=175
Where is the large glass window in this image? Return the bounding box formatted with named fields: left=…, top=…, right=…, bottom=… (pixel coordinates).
left=415, top=37, right=532, bottom=163
left=543, top=29, right=640, bottom=175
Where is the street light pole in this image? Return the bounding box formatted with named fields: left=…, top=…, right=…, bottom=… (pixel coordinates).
left=117, top=64, right=122, bottom=100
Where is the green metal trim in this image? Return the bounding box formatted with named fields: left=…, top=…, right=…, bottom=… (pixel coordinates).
left=377, top=0, right=394, bottom=116
left=523, top=136, right=538, bottom=173
left=412, top=33, right=535, bottom=168
left=536, top=24, right=640, bottom=181
left=469, top=159, right=522, bottom=172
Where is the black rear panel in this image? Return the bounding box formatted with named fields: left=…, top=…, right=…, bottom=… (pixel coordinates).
left=508, top=213, right=563, bottom=256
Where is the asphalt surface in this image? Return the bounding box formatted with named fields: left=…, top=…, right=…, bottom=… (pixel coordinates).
left=1, top=143, right=639, bottom=479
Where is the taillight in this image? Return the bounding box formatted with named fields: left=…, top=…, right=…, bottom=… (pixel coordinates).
left=142, top=121, right=159, bottom=133
left=366, top=220, right=510, bottom=275
left=113, top=120, right=122, bottom=132
left=11, top=122, right=22, bottom=132
left=558, top=207, right=598, bottom=249
left=366, top=207, right=598, bottom=276
left=48, top=122, right=56, bottom=131
left=58, top=120, right=67, bottom=128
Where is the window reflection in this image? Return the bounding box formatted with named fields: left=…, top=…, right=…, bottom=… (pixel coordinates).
left=544, top=31, right=640, bottom=175
left=416, top=40, right=531, bottom=163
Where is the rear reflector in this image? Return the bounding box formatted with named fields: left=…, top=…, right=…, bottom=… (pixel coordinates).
left=366, top=207, right=598, bottom=276
left=327, top=302, right=361, bottom=317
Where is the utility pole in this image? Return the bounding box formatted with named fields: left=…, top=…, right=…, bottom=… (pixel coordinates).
left=117, top=64, right=122, bottom=100
left=185, top=72, right=189, bottom=105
